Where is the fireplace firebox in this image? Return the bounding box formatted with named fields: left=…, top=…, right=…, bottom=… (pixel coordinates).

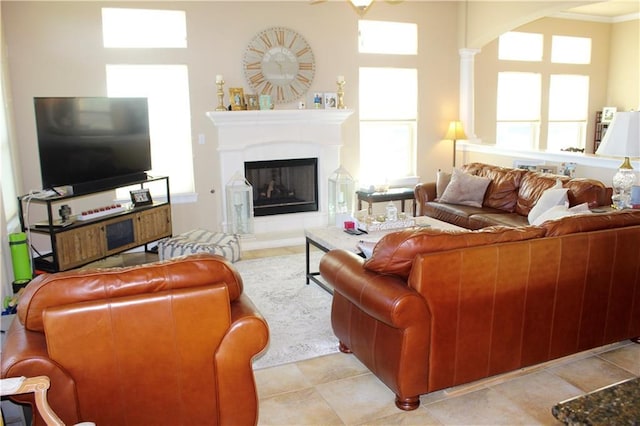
left=244, top=158, right=318, bottom=217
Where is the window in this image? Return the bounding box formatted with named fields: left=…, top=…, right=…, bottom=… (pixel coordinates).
left=551, top=36, right=591, bottom=64
left=358, top=21, right=417, bottom=187
left=496, top=30, right=592, bottom=152
left=106, top=65, right=194, bottom=196
left=102, top=8, right=187, bottom=48
left=1, top=72, right=18, bottom=225
left=496, top=72, right=541, bottom=150
left=547, top=74, right=589, bottom=151
left=358, top=20, right=417, bottom=55
left=102, top=8, right=194, bottom=198
left=498, top=32, right=543, bottom=62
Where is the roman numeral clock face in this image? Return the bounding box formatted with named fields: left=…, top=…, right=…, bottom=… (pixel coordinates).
left=243, top=27, right=316, bottom=104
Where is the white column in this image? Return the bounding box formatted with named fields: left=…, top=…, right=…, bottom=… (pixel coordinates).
left=459, top=48, right=481, bottom=140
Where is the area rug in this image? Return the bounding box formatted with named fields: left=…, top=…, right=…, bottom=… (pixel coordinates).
left=234, top=251, right=339, bottom=369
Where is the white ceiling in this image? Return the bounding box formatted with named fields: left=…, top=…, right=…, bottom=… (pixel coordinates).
left=564, top=0, right=640, bottom=19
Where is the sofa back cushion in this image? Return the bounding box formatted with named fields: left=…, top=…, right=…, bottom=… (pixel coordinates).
left=515, top=173, right=567, bottom=216
left=18, top=253, right=242, bottom=332
left=469, top=164, right=528, bottom=212
left=564, top=178, right=610, bottom=208
left=542, top=209, right=640, bottom=236
left=364, top=225, right=546, bottom=279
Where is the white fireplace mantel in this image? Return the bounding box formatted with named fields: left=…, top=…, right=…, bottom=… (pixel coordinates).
left=207, top=109, right=353, bottom=150
left=207, top=109, right=354, bottom=249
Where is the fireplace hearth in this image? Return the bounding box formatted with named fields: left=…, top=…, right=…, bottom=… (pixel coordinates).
left=245, top=158, right=318, bottom=217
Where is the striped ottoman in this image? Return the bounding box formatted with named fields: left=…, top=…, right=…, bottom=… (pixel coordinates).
left=158, top=229, right=241, bottom=263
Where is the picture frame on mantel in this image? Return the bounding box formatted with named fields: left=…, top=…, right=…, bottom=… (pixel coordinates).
left=324, top=92, right=337, bottom=109
left=245, top=94, right=259, bottom=110
left=229, top=88, right=245, bottom=111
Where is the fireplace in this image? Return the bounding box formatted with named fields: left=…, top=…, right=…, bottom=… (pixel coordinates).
left=207, top=109, right=353, bottom=248
left=245, top=158, right=318, bottom=217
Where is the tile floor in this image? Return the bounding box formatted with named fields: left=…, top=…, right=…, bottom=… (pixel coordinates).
left=91, top=246, right=640, bottom=425
left=242, top=248, right=639, bottom=426
left=255, top=340, right=639, bottom=425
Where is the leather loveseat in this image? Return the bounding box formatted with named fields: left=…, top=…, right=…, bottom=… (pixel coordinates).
left=414, top=163, right=612, bottom=229
left=319, top=210, right=640, bottom=410
left=1, top=254, right=269, bottom=426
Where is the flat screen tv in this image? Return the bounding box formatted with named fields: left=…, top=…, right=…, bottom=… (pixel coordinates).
left=34, top=97, right=152, bottom=195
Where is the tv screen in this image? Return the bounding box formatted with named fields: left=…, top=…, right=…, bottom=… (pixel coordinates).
left=34, top=97, right=152, bottom=194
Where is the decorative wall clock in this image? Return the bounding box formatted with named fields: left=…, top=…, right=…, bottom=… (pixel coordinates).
left=243, top=27, right=316, bottom=104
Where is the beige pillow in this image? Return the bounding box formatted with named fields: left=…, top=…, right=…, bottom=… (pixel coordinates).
left=438, top=168, right=491, bottom=207
left=436, top=170, right=451, bottom=199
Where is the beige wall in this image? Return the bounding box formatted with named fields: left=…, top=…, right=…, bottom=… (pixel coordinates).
left=2, top=1, right=637, bottom=243
left=463, top=1, right=590, bottom=48
left=1, top=1, right=460, bottom=237
left=607, top=18, right=640, bottom=110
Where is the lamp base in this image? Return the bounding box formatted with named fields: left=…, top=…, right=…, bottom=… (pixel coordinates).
left=612, top=165, right=638, bottom=209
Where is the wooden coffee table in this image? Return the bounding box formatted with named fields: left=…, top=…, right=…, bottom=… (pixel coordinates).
left=305, top=216, right=463, bottom=293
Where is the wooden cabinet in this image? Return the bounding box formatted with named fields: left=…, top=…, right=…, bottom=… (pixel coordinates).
left=55, top=223, right=107, bottom=271
left=135, top=205, right=172, bottom=243
left=19, top=176, right=172, bottom=272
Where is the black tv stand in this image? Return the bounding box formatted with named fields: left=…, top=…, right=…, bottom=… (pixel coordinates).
left=19, top=176, right=171, bottom=272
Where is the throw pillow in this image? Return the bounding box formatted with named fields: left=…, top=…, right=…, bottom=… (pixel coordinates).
left=531, top=202, right=592, bottom=226
left=527, top=179, right=568, bottom=224
left=438, top=168, right=491, bottom=208
left=436, top=170, right=451, bottom=199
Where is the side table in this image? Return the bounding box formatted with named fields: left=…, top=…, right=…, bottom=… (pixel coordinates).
left=356, top=187, right=416, bottom=216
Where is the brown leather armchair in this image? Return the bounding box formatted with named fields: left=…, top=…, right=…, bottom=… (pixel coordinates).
left=1, top=254, right=269, bottom=426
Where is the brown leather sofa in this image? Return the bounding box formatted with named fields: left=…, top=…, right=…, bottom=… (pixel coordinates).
left=319, top=210, right=640, bottom=410
left=1, top=254, right=269, bottom=426
left=414, top=163, right=612, bottom=229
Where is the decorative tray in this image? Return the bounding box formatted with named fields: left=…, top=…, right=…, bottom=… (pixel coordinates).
left=358, top=218, right=416, bottom=232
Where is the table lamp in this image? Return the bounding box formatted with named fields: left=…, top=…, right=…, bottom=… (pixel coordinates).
left=444, top=120, right=468, bottom=168
left=595, top=111, right=640, bottom=209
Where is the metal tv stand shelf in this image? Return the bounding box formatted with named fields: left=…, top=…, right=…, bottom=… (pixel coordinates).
left=18, top=176, right=172, bottom=272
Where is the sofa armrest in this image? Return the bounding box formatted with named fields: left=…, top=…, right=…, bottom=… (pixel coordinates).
left=320, top=249, right=429, bottom=328
left=414, top=182, right=437, bottom=216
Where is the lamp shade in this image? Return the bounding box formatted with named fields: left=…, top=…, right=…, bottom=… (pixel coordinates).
left=444, top=120, right=468, bottom=141
left=595, top=111, right=640, bottom=158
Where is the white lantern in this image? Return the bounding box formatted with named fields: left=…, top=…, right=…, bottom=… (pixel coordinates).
left=328, top=166, right=355, bottom=227
left=225, top=172, right=254, bottom=235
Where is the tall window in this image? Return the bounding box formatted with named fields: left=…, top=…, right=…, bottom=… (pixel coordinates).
left=358, top=20, right=418, bottom=187
left=547, top=74, right=589, bottom=151
left=496, top=31, right=592, bottom=152
left=106, top=65, right=194, bottom=196
left=496, top=72, right=541, bottom=150
left=102, top=8, right=194, bottom=197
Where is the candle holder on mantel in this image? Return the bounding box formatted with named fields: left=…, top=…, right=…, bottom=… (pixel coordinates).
left=337, top=79, right=346, bottom=109
left=215, top=79, right=227, bottom=111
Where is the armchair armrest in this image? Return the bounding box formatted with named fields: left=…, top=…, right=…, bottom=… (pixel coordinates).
left=216, top=294, right=269, bottom=426
left=414, top=182, right=437, bottom=216
left=1, top=320, right=81, bottom=426
left=320, top=249, right=429, bottom=328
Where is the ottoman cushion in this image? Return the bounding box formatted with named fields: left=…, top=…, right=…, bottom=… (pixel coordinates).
left=158, top=229, right=241, bottom=263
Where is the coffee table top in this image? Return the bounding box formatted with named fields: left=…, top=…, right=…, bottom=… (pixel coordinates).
left=305, top=216, right=464, bottom=253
